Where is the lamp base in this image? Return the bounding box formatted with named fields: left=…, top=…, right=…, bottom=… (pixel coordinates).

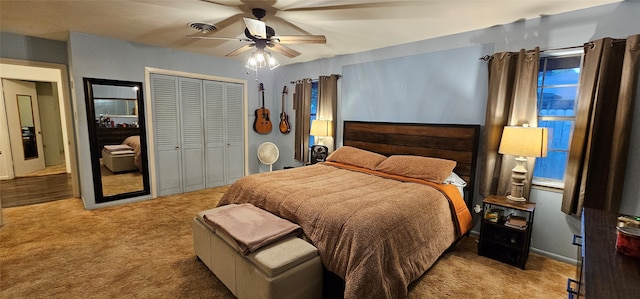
left=506, top=195, right=527, bottom=203
left=508, top=156, right=528, bottom=203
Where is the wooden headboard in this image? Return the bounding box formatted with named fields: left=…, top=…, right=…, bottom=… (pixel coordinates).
left=343, top=121, right=480, bottom=205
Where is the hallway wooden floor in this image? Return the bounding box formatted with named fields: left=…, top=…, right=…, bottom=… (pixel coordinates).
left=17, top=164, right=67, bottom=178
left=0, top=173, right=73, bottom=208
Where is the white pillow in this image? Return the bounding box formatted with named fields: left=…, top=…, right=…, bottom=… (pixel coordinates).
left=444, top=172, right=467, bottom=187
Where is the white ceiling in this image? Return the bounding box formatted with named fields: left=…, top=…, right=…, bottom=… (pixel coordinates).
left=0, top=0, right=622, bottom=66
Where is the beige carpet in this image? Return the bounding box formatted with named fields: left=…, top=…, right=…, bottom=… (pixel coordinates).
left=100, top=162, right=144, bottom=196
left=0, top=186, right=575, bottom=298
left=100, top=166, right=144, bottom=196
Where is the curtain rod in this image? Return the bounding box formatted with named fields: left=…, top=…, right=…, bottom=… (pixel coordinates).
left=290, top=74, right=342, bottom=84
left=479, top=44, right=585, bottom=61
left=290, top=79, right=312, bottom=84
left=479, top=39, right=627, bottom=61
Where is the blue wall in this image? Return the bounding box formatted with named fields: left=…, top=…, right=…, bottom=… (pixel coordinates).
left=0, top=32, right=67, bottom=64
left=341, top=44, right=490, bottom=124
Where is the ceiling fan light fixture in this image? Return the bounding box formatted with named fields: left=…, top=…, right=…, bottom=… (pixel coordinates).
left=246, top=49, right=279, bottom=71
left=266, top=52, right=280, bottom=70
left=245, top=55, right=259, bottom=71
left=256, top=50, right=266, bottom=63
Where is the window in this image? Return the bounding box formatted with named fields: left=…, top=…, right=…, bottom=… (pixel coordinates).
left=309, top=81, right=318, bottom=148
left=533, top=55, right=582, bottom=188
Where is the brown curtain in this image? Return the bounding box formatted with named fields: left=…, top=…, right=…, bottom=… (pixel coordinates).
left=479, top=48, right=540, bottom=198
left=562, top=34, right=640, bottom=216
left=293, top=79, right=312, bottom=162
left=317, top=74, right=339, bottom=151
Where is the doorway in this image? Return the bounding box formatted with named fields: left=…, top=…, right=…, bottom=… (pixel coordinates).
left=0, top=59, right=79, bottom=207
left=3, top=79, right=48, bottom=176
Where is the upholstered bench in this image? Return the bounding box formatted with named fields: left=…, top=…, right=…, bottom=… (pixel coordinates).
left=102, top=148, right=137, bottom=173
left=192, top=207, right=323, bottom=299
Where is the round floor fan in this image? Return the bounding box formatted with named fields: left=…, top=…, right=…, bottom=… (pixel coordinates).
left=257, top=142, right=279, bottom=172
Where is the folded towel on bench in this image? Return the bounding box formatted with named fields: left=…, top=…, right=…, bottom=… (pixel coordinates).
left=104, top=144, right=134, bottom=153
left=203, top=203, right=301, bottom=255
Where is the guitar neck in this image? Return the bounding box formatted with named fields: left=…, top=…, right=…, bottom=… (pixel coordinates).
left=259, top=83, right=265, bottom=108
left=281, top=86, right=288, bottom=110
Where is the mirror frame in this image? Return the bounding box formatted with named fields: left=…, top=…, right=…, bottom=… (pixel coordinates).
left=16, top=94, right=39, bottom=160
left=83, top=77, right=150, bottom=203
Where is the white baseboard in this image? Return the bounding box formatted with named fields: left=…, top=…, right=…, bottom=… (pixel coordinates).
left=530, top=247, right=577, bottom=265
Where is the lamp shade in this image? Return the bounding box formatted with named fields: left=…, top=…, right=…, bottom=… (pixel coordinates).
left=498, top=126, right=548, bottom=158
left=310, top=120, right=331, bottom=137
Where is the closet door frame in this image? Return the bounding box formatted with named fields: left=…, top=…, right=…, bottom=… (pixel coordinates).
left=144, top=67, right=248, bottom=198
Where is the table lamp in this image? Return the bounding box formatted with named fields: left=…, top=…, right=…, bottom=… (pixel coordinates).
left=498, top=125, right=548, bottom=202
left=310, top=119, right=331, bottom=145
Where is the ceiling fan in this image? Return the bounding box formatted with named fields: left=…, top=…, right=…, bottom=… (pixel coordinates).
left=187, top=8, right=326, bottom=59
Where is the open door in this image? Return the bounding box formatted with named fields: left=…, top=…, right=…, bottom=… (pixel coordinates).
left=2, top=79, right=46, bottom=176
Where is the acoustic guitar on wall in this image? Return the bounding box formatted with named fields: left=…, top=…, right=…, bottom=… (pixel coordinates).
left=279, top=86, right=291, bottom=134
left=253, top=83, right=272, bottom=134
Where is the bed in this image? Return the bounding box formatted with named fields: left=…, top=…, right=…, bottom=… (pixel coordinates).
left=217, top=121, right=480, bottom=298
left=122, top=135, right=143, bottom=171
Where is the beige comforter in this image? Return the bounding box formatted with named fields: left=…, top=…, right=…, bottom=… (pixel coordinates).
left=218, top=163, right=469, bottom=299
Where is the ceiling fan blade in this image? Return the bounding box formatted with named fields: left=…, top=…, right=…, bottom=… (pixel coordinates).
left=243, top=17, right=267, bottom=38
left=268, top=44, right=301, bottom=58
left=186, top=35, right=251, bottom=42
left=226, top=44, right=255, bottom=57
left=272, top=35, right=326, bottom=44
left=210, top=13, right=245, bottom=34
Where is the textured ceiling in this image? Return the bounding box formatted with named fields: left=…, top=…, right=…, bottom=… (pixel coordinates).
left=0, top=0, right=622, bottom=66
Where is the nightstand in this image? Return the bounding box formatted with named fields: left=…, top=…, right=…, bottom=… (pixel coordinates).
left=478, top=195, right=535, bottom=269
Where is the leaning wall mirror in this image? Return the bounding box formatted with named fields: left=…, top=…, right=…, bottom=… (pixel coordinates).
left=83, top=78, right=150, bottom=203
left=17, top=94, right=39, bottom=159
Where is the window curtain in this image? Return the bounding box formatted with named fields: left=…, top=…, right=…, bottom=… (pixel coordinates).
left=562, top=34, right=640, bottom=216
left=317, top=74, right=339, bottom=151
left=293, top=78, right=312, bottom=162
left=479, top=48, right=540, bottom=199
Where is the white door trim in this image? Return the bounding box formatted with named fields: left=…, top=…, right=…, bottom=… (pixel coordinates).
left=0, top=58, right=80, bottom=197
